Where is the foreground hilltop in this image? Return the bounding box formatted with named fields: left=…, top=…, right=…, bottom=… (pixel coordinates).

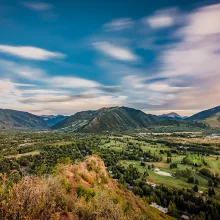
left=52, top=106, right=204, bottom=131
left=0, top=155, right=170, bottom=220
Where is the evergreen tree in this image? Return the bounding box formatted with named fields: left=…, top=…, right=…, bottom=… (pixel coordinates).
left=168, top=201, right=178, bottom=217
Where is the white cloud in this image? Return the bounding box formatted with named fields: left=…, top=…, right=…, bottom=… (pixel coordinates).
left=19, top=94, right=95, bottom=103
left=21, top=2, right=54, bottom=11
left=0, top=79, right=22, bottom=106
left=21, top=89, right=67, bottom=95
left=155, top=4, right=220, bottom=110
left=147, top=82, right=191, bottom=92
left=0, top=44, right=65, bottom=60
left=121, top=75, right=147, bottom=89
left=179, top=4, right=220, bottom=37
left=147, top=15, right=174, bottom=28
left=93, top=41, right=138, bottom=61
left=0, top=79, right=16, bottom=94
left=48, top=76, right=100, bottom=89
left=14, top=83, right=36, bottom=87
left=0, top=59, right=46, bottom=79
left=159, top=4, right=220, bottom=79
left=104, top=18, right=134, bottom=31
left=144, top=8, right=177, bottom=29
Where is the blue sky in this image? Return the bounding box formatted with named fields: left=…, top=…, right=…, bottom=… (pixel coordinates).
left=0, top=0, right=219, bottom=116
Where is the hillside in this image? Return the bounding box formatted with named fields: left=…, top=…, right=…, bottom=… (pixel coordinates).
left=40, top=114, right=68, bottom=126
left=187, top=106, right=220, bottom=127
left=52, top=106, right=163, bottom=131
left=0, top=109, right=47, bottom=129
left=0, top=155, right=171, bottom=220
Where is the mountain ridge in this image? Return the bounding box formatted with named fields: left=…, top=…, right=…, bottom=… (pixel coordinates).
left=186, top=105, right=220, bottom=127
left=0, top=108, right=47, bottom=129
left=52, top=106, right=205, bottom=132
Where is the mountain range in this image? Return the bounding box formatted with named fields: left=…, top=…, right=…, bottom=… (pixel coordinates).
left=0, top=105, right=219, bottom=130
left=52, top=106, right=165, bottom=131
left=51, top=106, right=205, bottom=132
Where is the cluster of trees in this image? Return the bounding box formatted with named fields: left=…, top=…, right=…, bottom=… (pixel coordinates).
left=199, top=168, right=219, bottom=187
left=188, top=176, right=199, bottom=184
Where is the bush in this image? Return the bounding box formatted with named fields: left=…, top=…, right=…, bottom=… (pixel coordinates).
left=76, top=185, right=95, bottom=201
left=0, top=176, right=74, bottom=219
left=199, top=168, right=214, bottom=179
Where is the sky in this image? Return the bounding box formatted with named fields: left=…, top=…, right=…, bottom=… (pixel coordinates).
left=0, top=0, right=219, bottom=116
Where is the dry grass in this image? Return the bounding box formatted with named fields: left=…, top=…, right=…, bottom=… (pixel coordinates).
left=0, top=155, right=172, bottom=220
left=5, top=150, right=40, bottom=159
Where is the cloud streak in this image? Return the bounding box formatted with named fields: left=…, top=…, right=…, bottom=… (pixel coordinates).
left=0, top=44, right=65, bottom=60
left=104, top=18, right=134, bottom=31
left=93, top=41, right=138, bottom=61
left=19, top=94, right=96, bottom=104
left=0, top=59, right=46, bottom=79
left=21, top=2, right=54, bottom=11
left=145, top=9, right=177, bottom=29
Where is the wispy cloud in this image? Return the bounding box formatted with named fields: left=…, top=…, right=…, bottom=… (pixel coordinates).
left=155, top=4, right=220, bottom=110
left=19, top=94, right=95, bottom=104
left=0, top=79, right=22, bottom=106
left=48, top=76, right=100, bottom=89
left=144, top=8, right=177, bottom=29
left=158, top=4, right=220, bottom=79
left=0, top=59, right=46, bottom=79
left=0, top=44, right=65, bottom=60
left=179, top=4, right=220, bottom=37
left=104, top=18, right=134, bottom=31
left=93, top=41, right=138, bottom=61
left=21, top=2, right=54, bottom=11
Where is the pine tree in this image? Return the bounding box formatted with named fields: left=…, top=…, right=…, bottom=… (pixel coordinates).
left=168, top=201, right=178, bottom=217
left=193, top=184, right=198, bottom=192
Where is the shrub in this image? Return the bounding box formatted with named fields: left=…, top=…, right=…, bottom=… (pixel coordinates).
left=0, top=176, right=75, bottom=219
left=76, top=185, right=95, bottom=201
left=199, top=168, right=214, bottom=179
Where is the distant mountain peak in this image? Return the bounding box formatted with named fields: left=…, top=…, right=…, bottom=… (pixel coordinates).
left=162, top=112, right=181, bottom=118
left=159, top=112, right=184, bottom=120
left=40, top=115, right=67, bottom=126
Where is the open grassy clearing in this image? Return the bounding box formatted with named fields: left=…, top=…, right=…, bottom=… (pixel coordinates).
left=46, top=141, right=73, bottom=146
left=100, top=139, right=126, bottom=151
left=206, top=156, right=220, bottom=173
left=5, top=150, right=40, bottom=158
